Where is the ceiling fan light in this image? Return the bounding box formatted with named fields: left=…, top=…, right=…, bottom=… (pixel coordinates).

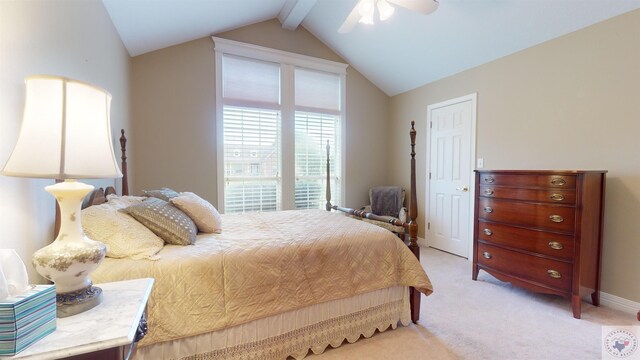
left=359, top=13, right=375, bottom=25
left=377, top=0, right=395, bottom=21
left=358, top=0, right=375, bottom=25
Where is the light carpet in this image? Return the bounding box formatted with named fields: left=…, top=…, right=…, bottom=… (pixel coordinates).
left=308, top=247, right=637, bottom=359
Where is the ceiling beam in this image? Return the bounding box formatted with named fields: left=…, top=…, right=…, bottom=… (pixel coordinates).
left=278, top=0, right=318, bottom=30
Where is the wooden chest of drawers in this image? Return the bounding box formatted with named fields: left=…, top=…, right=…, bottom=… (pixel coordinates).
left=472, top=170, right=606, bottom=318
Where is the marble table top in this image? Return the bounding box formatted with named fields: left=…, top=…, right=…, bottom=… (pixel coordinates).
left=1, top=278, right=154, bottom=360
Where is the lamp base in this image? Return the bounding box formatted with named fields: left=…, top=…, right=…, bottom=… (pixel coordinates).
left=32, top=180, right=107, bottom=318
left=56, top=284, right=103, bottom=318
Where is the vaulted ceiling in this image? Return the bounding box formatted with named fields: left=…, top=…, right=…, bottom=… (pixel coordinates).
left=102, top=0, right=640, bottom=96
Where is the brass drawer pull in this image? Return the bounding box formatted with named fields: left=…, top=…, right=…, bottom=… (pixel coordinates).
left=547, top=270, right=561, bottom=279
left=550, top=178, right=566, bottom=186
left=548, top=241, right=564, bottom=250
left=550, top=194, right=565, bottom=201
left=484, top=189, right=494, bottom=195
left=483, top=207, right=493, bottom=213
left=483, top=228, right=493, bottom=236
left=549, top=215, right=564, bottom=223
left=482, top=252, right=492, bottom=259
left=484, top=176, right=495, bottom=183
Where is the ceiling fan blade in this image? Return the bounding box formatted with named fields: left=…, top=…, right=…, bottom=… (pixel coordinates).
left=388, top=0, right=439, bottom=15
left=338, top=2, right=362, bottom=34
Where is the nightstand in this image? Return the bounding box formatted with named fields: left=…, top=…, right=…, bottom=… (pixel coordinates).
left=1, top=278, right=154, bottom=360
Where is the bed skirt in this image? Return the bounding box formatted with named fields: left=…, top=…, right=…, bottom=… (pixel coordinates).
left=134, top=286, right=411, bottom=360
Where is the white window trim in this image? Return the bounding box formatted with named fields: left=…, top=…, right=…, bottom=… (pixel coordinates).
left=213, top=37, right=348, bottom=213
left=213, top=37, right=348, bottom=75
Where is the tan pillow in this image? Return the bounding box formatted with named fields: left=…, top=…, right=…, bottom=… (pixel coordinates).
left=122, top=197, right=197, bottom=245
left=170, top=192, right=222, bottom=233
left=82, top=203, right=163, bottom=260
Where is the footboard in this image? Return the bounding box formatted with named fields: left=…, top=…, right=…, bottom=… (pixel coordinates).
left=326, top=121, right=421, bottom=323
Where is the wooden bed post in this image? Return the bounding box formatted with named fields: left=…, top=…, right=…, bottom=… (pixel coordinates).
left=324, top=122, right=422, bottom=323
left=119, top=129, right=129, bottom=196
left=325, top=140, right=332, bottom=211
left=408, top=121, right=420, bottom=323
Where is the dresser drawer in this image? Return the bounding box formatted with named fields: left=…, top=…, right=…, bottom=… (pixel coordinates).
left=477, top=220, right=574, bottom=260
left=477, top=243, right=572, bottom=291
left=478, top=198, right=575, bottom=232
left=479, top=173, right=576, bottom=189
left=479, top=186, right=576, bottom=204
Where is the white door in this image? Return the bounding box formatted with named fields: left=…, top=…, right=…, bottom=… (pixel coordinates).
left=427, top=94, right=476, bottom=258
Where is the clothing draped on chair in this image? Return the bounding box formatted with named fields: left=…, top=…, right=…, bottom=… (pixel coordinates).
left=370, top=186, right=404, bottom=218
left=355, top=186, right=407, bottom=240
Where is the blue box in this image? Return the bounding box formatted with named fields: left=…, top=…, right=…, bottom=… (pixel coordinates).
left=0, top=285, right=56, bottom=356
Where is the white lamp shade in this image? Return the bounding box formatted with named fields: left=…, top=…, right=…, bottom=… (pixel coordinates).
left=2, top=76, right=122, bottom=179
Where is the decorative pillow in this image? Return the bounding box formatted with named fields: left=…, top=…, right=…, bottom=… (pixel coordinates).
left=81, top=203, right=164, bottom=260
left=170, top=192, right=222, bottom=233
left=106, top=194, right=146, bottom=209
left=143, top=187, right=180, bottom=202
left=121, top=197, right=197, bottom=245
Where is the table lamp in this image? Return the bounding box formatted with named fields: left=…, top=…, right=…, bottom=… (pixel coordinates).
left=2, top=75, right=122, bottom=317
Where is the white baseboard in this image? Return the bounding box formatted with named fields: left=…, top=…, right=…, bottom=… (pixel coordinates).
left=600, top=292, right=640, bottom=315
left=403, top=236, right=427, bottom=246
left=416, top=240, right=637, bottom=315
left=417, top=241, right=637, bottom=316
left=417, top=237, right=427, bottom=247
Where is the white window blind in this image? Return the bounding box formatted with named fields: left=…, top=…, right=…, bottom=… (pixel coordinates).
left=294, top=111, right=341, bottom=209
left=295, top=68, right=341, bottom=111
left=223, top=55, right=280, bottom=104
left=215, top=38, right=346, bottom=214
left=222, top=55, right=282, bottom=213
left=294, top=68, right=342, bottom=210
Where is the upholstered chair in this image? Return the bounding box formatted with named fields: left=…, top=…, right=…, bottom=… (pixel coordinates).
left=359, top=186, right=407, bottom=240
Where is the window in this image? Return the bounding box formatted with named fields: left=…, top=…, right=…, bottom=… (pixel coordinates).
left=214, top=37, right=347, bottom=213
left=250, top=163, right=261, bottom=175
left=294, top=68, right=342, bottom=210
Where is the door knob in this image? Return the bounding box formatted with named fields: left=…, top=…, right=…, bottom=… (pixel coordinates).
left=456, top=186, right=469, bottom=192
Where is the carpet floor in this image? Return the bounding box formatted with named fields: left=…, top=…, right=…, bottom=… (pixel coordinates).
left=307, top=246, right=637, bottom=360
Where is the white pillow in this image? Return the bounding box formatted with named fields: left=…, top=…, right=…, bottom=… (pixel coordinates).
left=106, top=194, right=146, bottom=209
left=170, top=192, right=222, bottom=233
left=82, top=202, right=164, bottom=260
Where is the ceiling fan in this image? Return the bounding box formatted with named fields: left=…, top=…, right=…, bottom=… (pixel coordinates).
left=338, top=0, right=439, bottom=34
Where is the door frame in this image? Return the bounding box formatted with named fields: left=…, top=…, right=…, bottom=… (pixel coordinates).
left=425, top=93, right=478, bottom=259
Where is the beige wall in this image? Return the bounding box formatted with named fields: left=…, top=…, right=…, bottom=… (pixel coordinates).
left=0, top=0, right=131, bottom=282
left=131, top=38, right=216, bottom=198
left=389, top=10, right=640, bottom=302
left=132, top=19, right=390, bottom=208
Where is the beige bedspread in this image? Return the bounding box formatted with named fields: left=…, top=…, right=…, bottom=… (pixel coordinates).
left=91, top=209, right=433, bottom=346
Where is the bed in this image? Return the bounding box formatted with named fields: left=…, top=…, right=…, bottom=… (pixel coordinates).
left=70, top=122, right=432, bottom=359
